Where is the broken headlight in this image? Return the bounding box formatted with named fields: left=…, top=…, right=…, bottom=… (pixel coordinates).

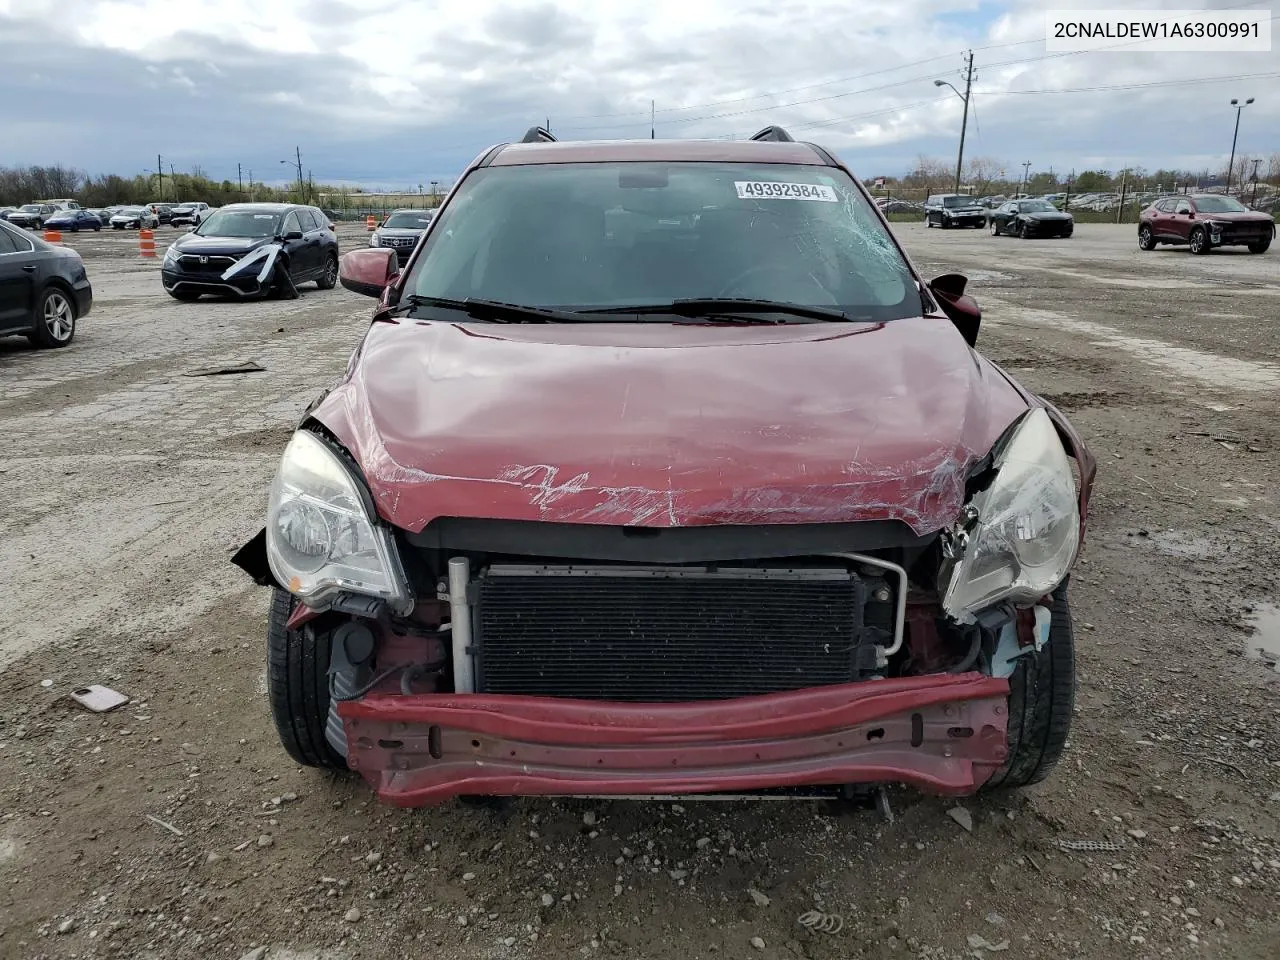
left=266, top=430, right=412, bottom=614
left=941, top=408, right=1079, bottom=622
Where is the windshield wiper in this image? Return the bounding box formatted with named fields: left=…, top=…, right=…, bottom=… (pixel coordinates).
left=397, top=295, right=600, bottom=323
left=584, top=298, right=850, bottom=322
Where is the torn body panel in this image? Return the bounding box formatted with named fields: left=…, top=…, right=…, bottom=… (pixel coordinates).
left=338, top=673, right=1010, bottom=805
left=307, top=315, right=1032, bottom=536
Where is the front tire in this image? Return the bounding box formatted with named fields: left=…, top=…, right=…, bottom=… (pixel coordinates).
left=267, top=589, right=347, bottom=770
left=1248, top=238, right=1271, bottom=254
left=985, top=586, right=1075, bottom=790
left=1189, top=227, right=1210, bottom=255
left=316, top=252, right=339, bottom=290
left=29, top=286, right=76, bottom=348
left=1138, top=224, right=1156, bottom=250
left=990, top=219, right=1001, bottom=236
left=1018, top=221, right=1030, bottom=239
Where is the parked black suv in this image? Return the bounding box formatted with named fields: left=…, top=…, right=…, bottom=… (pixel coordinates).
left=161, top=203, right=339, bottom=300
left=923, top=194, right=986, bottom=229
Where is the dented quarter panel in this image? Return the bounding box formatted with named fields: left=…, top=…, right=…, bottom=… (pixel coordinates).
left=308, top=314, right=1031, bottom=535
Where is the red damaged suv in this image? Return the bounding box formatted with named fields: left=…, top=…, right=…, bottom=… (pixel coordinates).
left=234, top=125, right=1096, bottom=808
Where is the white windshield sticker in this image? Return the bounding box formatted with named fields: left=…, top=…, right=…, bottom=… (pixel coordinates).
left=253, top=214, right=275, bottom=219
left=735, top=181, right=837, bottom=202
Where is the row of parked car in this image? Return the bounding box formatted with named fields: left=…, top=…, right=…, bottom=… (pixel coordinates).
left=0, top=199, right=211, bottom=231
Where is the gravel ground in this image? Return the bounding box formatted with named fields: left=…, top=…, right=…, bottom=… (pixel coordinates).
left=1, top=222, right=1277, bottom=960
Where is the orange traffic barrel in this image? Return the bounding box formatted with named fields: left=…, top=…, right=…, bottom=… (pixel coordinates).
left=43, top=229, right=62, bottom=244
left=139, top=229, right=156, bottom=258
left=366, top=216, right=376, bottom=231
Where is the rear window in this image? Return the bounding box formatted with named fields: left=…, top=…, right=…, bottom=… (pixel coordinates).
left=384, top=212, right=434, bottom=229
left=942, top=196, right=972, bottom=208
left=406, top=161, right=917, bottom=322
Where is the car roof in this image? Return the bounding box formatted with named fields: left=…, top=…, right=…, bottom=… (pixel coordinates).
left=489, top=138, right=829, bottom=167
left=215, top=202, right=297, bottom=213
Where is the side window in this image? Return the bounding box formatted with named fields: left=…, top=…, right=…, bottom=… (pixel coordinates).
left=1009, top=204, right=1018, bottom=214
left=282, top=211, right=302, bottom=235
left=1174, top=200, right=1191, bottom=215
left=296, top=209, right=318, bottom=232
left=0, top=227, right=17, bottom=254
left=926, top=196, right=938, bottom=206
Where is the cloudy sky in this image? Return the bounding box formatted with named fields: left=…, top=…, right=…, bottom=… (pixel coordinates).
left=1, top=0, right=1276, bottom=188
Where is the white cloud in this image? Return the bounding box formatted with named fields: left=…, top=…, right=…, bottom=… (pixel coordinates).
left=0, top=0, right=1275, bottom=181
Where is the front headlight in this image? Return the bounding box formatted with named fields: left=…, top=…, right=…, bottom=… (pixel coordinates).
left=941, top=408, right=1079, bottom=622
left=369, top=233, right=381, bottom=247
left=163, top=243, right=180, bottom=263
left=266, top=430, right=412, bottom=614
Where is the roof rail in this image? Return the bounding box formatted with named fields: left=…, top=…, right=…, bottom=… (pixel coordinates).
left=520, top=126, right=558, bottom=144
left=750, top=125, right=794, bottom=143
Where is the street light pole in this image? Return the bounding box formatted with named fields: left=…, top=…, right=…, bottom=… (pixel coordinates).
left=1020, top=161, right=1032, bottom=195
left=1225, top=97, right=1254, bottom=194
left=1250, top=157, right=1263, bottom=208
left=933, top=50, right=974, bottom=196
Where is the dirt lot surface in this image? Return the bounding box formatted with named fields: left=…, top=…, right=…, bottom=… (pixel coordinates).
left=2, top=222, right=1278, bottom=960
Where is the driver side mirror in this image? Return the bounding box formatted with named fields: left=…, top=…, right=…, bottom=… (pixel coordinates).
left=282, top=229, right=304, bottom=241
left=339, top=247, right=399, bottom=298
left=929, top=273, right=982, bottom=347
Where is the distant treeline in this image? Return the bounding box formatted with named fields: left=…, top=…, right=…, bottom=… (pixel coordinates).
left=0, top=165, right=300, bottom=207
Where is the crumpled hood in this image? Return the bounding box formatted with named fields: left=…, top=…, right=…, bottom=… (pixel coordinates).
left=1199, top=211, right=1274, bottom=224
left=311, top=316, right=1030, bottom=535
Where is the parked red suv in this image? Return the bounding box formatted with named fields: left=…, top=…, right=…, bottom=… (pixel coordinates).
left=1138, top=194, right=1273, bottom=254
left=234, top=125, right=1095, bottom=809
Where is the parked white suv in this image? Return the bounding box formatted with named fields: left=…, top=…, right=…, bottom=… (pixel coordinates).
left=169, top=202, right=210, bottom=227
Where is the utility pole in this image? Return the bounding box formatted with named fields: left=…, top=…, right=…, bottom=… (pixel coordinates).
left=1115, top=169, right=1128, bottom=224
left=1064, top=168, right=1074, bottom=209
left=1250, top=157, right=1263, bottom=207
left=237, top=162, right=243, bottom=199
left=651, top=100, right=655, bottom=140
left=296, top=146, right=305, bottom=201
left=933, top=51, right=973, bottom=196
left=157, top=154, right=164, bottom=200
left=1020, top=161, right=1031, bottom=195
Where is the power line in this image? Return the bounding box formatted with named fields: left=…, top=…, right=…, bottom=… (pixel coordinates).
left=975, top=71, right=1280, bottom=96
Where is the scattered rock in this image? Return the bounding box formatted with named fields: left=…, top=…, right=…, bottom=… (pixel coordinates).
left=947, top=806, right=973, bottom=833
left=696, top=837, right=712, bottom=849
left=462, top=872, right=476, bottom=882
left=985, top=912, right=1005, bottom=926
left=257, top=834, right=273, bottom=848
left=750, top=936, right=766, bottom=950
left=669, top=869, right=688, bottom=881
left=206, top=852, right=222, bottom=864
left=365, top=851, right=382, bottom=865
left=749, top=889, right=771, bottom=908
left=967, top=934, right=1010, bottom=952
left=541, top=893, right=555, bottom=908
left=503, top=937, right=516, bottom=946
left=56, top=918, right=76, bottom=935
left=456, top=914, right=468, bottom=927
left=239, top=948, right=268, bottom=960
left=582, top=811, right=598, bottom=827
left=1126, top=829, right=1147, bottom=840
left=344, top=907, right=362, bottom=923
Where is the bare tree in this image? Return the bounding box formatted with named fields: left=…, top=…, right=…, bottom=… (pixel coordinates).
left=963, top=156, right=1003, bottom=195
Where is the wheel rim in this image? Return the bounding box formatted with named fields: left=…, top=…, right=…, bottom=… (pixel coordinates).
left=1140, top=227, right=1151, bottom=246
left=44, top=293, right=73, bottom=341
left=1191, top=231, right=1203, bottom=252
left=324, top=257, right=337, bottom=285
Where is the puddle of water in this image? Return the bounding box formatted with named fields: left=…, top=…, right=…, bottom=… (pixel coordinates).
left=1245, top=604, right=1280, bottom=672
left=983, top=300, right=1280, bottom=391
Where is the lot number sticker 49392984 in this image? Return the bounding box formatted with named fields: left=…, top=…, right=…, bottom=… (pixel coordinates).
left=735, top=181, right=838, bottom=202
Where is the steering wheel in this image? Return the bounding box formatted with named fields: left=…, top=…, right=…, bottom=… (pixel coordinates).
left=716, top=263, right=832, bottom=302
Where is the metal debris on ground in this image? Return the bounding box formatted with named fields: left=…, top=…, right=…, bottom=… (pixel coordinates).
left=183, top=360, right=266, bottom=377
left=947, top=805, right=974, bottom=832
left=1056, top=838, right=1125, bottom=853
left=68, top=684, right=130, bottom=713
left=967, top=933, right=1011, bottom=952
left=798, top=910, right=844, bottom=934
left=144, top=814, right=185, bottom=837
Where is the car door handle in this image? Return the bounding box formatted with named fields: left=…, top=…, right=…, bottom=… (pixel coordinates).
left=22, top=264, right=36, bottom=273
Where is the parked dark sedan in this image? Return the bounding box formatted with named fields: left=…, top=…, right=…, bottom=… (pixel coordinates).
left=161, top=203, right=339, bottom=300
left=44, top=209, right=103, bottom=232
left=0, top=219, right=92, bottom=347
left=989, top=199, right=1073, bottom=239
left=368, top=208, right=434, bottom=264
